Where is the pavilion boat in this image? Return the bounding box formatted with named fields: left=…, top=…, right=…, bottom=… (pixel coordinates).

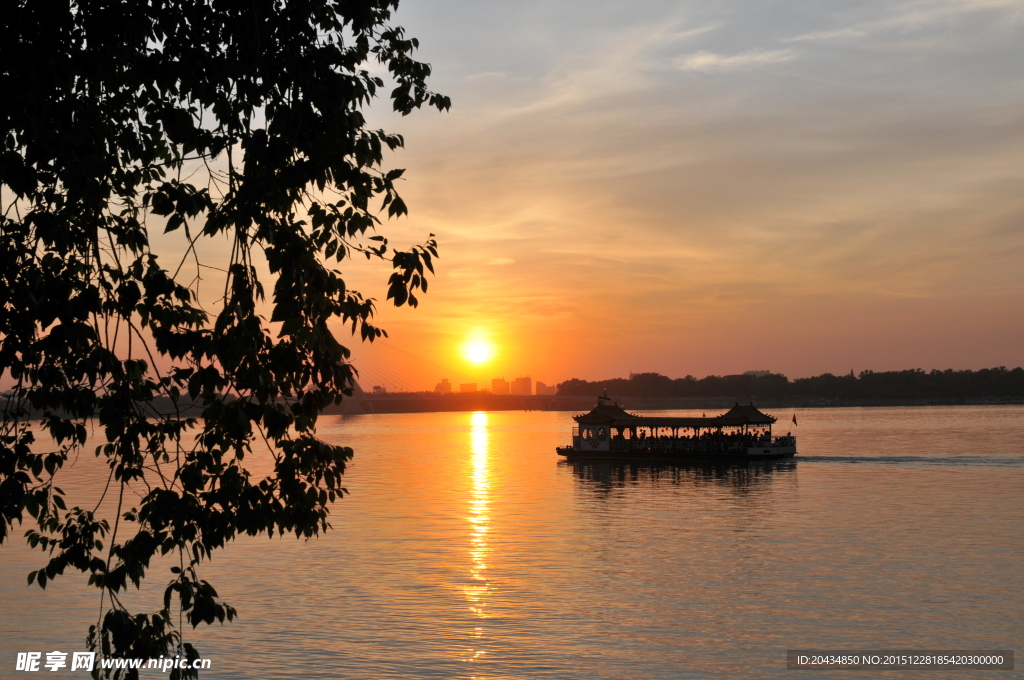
left=556, top=396, right=796, bottom=461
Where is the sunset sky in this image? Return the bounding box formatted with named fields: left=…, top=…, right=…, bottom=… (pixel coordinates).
left=304, top=1, right=1022, bottom=390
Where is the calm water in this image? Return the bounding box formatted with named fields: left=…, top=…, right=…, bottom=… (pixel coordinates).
left=2, top=406, right=1022, bottom=679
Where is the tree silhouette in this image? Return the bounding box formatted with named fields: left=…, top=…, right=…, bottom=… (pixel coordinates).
left=1, top=0, right=447, bottom=675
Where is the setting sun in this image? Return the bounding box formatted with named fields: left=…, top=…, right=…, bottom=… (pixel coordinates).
left=463, top=339, right=495, bottom=364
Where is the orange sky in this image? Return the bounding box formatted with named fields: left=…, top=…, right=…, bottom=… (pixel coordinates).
left=329, top=0, right=1024, bottom=391
left=132, top=0, right=1024, bottom=394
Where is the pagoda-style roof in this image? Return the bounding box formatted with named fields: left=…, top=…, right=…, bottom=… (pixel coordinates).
left=573, top=401, right=640, bottom=424
left=573, top=400, right=776, bottom=429
left=713, top=403, right=777, bottom=426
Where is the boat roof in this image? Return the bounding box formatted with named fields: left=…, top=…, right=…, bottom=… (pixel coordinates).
left=573, top=401, right=777, bottom=428
left=714, top=403, right=777, bottom=426
left=573, top=401, right=639, bottom=424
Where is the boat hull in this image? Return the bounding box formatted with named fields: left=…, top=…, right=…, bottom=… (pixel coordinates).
left=556, top=446, right=796, bottom=461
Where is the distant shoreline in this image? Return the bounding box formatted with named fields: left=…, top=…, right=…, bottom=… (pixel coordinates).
left=325, top=394, right=1024, bottom=415
left=6, top=394, right=1019, bottom=420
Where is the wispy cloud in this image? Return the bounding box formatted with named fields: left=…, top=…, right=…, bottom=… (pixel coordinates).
left=784, top=27, right=867, bottom=43
left=494, top=17, right=722, bottom=117
left=668, top=24, right=722, bottom=41
left=783, top=0, right=1024, bottom=44
left=466, top=71, right=506, bottom=80
left=487, top=258, right=516, bottom=265
left=675, top=48, right=798, bottom=72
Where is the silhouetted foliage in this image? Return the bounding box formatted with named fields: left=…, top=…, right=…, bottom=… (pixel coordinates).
left=558, top=368, right=1024, bottom=401
left=1, top=0, right=447, bottom=676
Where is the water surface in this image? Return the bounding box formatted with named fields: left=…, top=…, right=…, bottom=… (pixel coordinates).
left=2, top=406, right=1022, bottom=678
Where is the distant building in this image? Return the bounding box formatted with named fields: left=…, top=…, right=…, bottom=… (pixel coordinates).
left=743, top=370, right=771, bottom=377
left=372, top=385, right=387, bottom=394
left=460, top=383, right=478, bottom=393
left=511, top=376, right=532, bottom=396
left=535, top=381, right=557, bottom=396
left=435, top=378, right=451, bottom=395
left=491, top=378, right=510, bottom=395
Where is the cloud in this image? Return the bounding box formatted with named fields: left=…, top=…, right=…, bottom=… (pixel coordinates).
left=782, top=0, right=1024, bottom=45
left=675, top=48, right=798, bottom=72
left=668, top=24, right=722, bottom=41
left=466, top=71, right=506, bottom=80
left=784, top=28, right=867, bottom=43
left=487, top=258, right=516, bottom=265
left=495, top=16, right=712, bottom=117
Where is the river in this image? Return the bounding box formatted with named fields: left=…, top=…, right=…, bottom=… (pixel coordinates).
left=2, top=406, right=1022, bottom=678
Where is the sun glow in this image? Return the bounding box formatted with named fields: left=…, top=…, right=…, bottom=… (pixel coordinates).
left=463, top=339, right=495, bottom=365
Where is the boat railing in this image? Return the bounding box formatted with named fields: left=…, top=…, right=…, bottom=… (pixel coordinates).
left=603, top=435, right=794, bottom=453
left=608, top=439, right=731, bottom=453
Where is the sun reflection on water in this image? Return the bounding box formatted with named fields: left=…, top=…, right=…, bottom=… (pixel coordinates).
left=465, top=412, right=490, bottom=616
left=462, top=412, right=491, bottom=664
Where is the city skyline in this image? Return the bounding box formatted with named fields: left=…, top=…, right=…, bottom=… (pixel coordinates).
left=366, top=374, right=560, bottom=396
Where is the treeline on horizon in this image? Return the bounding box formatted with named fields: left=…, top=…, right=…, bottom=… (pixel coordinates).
left=556, top=367, right=1024, bottom=400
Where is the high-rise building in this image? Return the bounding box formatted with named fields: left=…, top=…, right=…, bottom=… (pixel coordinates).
left=491, top=378, right=510, bottom=395
left=511, top=376, right=532, bottom=396
left=535, top=381, right=557, bottom=396
left=460, top=383, right=478, bottom=393
left=435, top=378, right=451, bottom=395
left=372, top=385, right=387, bottom=394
